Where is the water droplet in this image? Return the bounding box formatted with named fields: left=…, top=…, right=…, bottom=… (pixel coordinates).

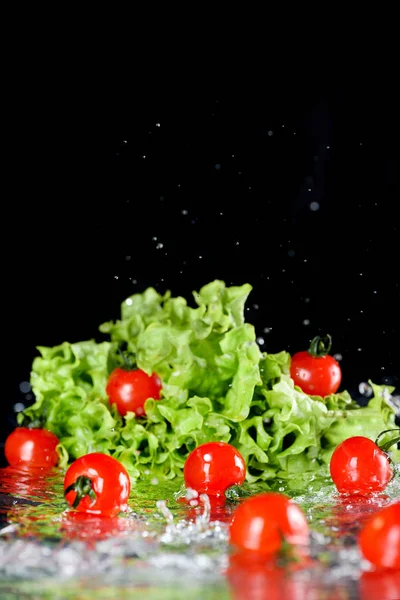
left=114, top=276, right=119, bottom=280
left=263, top=327, right=272, bottom=334
left=125, top=255, right=131, bottom=261
left=122, top=140, right=127, bottom=144
left=160, top=196, right=165, bottom=201
left=304, top=297, right=310, bottom=303
left=215, top=164, right=221, bottom=170
left=268, top=130, right=273, bottom=136
left=257, top=337, right=265, bottom=345
left=310, top=201, right=320, bottom=211
left=156, top=123, right=160, bottom=127
left=326, top=145, right=330, bottom=149
left=126, top=298, right=133, bottom=306
left=181, top=209, right=188, bottom=215
left=13, top=402, right=25, bottom=413
left=303, top=319, right=310, bottom=326
left=334, top=353, right=343, bottom=361
left=142, top=155, right=146, bottom=159
left=156, top=243, right=164, bottom=249
left=253, top=304, right=259, bottom=310
left=288, top=250, right=295, bottom=257
left=235, top=241, right=239, bottom=246
left=359, top=382, right=372, bottom=396
left=357, top=348, right=362, bottom=352
left=19, top=381, right=31, bottom=393
left=151, top=478, right=159, bottom=485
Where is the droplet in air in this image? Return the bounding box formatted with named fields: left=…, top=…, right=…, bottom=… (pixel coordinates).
left=125, top=256, right=131, bottom=261
left=181, top=209, right=188, bottom=215
left=334, top=353, right=343, bottom=361
left=156, top=243, right=164, bottom=249
left=263, top=327, right=272, bottom=334
left=288, top=250, right=295, bottom=257
left=303, top=319, right=310, bottom=326
left=13, top=403, right=25, bottom=413
left=19, top=381, right=31, bottom=393
left=114, top=276, right=119, bottom=280
left=126, top=298, right=133, bottom=306
left=268, top=130, right=273, bottom=136
left=359, top=382, right=372, bottom=396
left=215, top=164, right=221, bottom=170
left=257, top=337, right=265, bottom=345
left=310, top=201, right=320, bottom=211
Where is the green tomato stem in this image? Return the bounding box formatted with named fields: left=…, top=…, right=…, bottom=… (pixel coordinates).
left=375, top=428, right=400, bottom=453
left=308, top=335, right=332, bottom=357
left=64, top=475, right=96, bottom=509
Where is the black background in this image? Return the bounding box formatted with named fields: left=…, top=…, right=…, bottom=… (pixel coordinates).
left=3, top=79, right=399, bottom=465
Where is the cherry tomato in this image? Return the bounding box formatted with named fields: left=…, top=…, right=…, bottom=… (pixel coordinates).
left=359, top=502, right=400, bottom=570
left=4, top=427, right=59, bottom=468
left=183, top=442, right=246, bottom=497
left=330, top=436, right=393, bottom=495
left=229, top=492, right=309, bottom=557
left=106, top=367, right=162, bottom=416
left=290, top=334, right=341, bottom=397
left=64, top=453, right=130, bottom=516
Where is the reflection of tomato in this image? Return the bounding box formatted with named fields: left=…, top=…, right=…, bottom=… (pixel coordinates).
left=61, top=511, right=138, bottom=545
left=64, top=453, right=131, bottom=516
left=0, top=465, right=59, bottom=502
left=5, top=427, right=59, bottom=468
left=359, top=569, right=400, bottom=600
left=178, top=494, right=235, bottom=524
left=229, top=493, right=309, bottom=557
left=359, top=502, right=400, bottom=569
left=226, top=554, right=312, bottom=600
left=330, top=436, right=393, bottom=495
left=183, top=442, right=246, bottom=497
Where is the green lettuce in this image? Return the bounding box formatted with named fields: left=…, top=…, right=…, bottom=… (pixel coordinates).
left=19, top=280, right=399, bottom=484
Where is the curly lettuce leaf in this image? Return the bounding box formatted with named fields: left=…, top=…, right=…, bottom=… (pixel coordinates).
left=19, top=340, right=121, bottom=459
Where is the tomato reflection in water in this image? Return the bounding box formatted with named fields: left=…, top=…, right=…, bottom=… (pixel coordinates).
left=0, top=465, right=59, bottom=502
left=60, top=511, right=138, bottom=548
left=359, top=569, right=400, bottom=600
left=323, top=493, right=391, bottom=540
left=177, top=493, right=235, bottom=525
left=227, top=553, right=356, bottom=600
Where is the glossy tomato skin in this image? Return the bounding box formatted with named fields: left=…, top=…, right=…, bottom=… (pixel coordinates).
left=4, top=427, right=59, bottom=468
left=183, top=442, right=246, bottom=496
left=290, top=351, right=341, bottom=396
left=106, top=367, right=162, bottom=417
left=330, top=436, right=392, bottom=495
left=64, top=453, right=131, bottom=516
left=229, top=492, right=310, bottom=557
left=359, top=502, right=400, bottom=570
left=359, top=568, right=400, bottom=600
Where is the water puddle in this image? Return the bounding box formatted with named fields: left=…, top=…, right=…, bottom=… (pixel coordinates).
left=0, top=466, right=399, bottom=598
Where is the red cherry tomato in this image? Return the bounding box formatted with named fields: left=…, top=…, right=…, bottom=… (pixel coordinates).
left=64, top=453, right=131, bottom=516
left=330, top=436, right=393, bottom=495
left=183, top=442, right=246, bottom=497
left=106, top=367, right=162, bottom=416
left=4, top=427, right=59, bottom=468
left=290, top=334, right=341, bottom=397
left=229, top=492, right=310, bottom=557
left=359, top=502, right=400, bottom=570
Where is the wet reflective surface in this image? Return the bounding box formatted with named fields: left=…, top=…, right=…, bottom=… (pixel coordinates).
left=1, top=465, right=399, bottom=599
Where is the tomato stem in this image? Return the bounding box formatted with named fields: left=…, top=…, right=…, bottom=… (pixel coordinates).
left=375, top=428, right=400, bottom=453
left=308, top=335, right=332, bottom=357
left=64, top=475, right=96, bottom=509
left=118, top=348, right=134, bottom=371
